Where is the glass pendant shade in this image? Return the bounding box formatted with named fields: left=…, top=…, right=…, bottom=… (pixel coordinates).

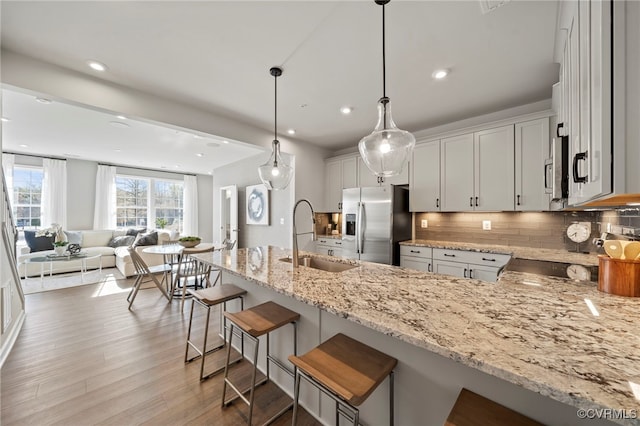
left=358, top=97, right=415, bottom=177
left=258, top=139, right=292, bottom=190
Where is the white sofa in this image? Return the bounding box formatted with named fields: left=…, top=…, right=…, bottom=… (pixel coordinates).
left=18, top=229, right=179, bottom=278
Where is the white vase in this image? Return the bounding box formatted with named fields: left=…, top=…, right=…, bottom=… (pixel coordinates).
left=54, top=246, right=66, bottom=256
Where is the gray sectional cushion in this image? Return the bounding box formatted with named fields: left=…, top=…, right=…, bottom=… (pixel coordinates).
left=132, top=231, right=158, bottom=247
left=108, top=235, right=135, bottom=248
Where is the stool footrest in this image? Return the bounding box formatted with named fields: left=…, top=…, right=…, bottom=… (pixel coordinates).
left=223, top=376, right=268, bottom=406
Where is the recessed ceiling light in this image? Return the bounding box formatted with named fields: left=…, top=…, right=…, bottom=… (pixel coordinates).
left=287, top=129, right=296, bottom=135
left=1, top=117, right=10, bottom=122
left=193, top=134, right=202, bottom=139
left=174, top=165, right=180, bottom=168
left=87, top=60, right=107, bottom=72
left=222, top=140, right=229, bottom=144
left=109, top=121, right=130, bottom=128
left=196, top=153, right=204, bottom=157
left=432, top=69, right=449, bottom=80
left=35, top=97, right=52, bottom=104
left=208, top=171, right=213, bottom=175
left=19, top=144, right=28, bottom=148
left=340, top=106, right=353, bottom=115
left=116, top=115, right=127, bottom=120
left=114, top=149, right=122, bottom=152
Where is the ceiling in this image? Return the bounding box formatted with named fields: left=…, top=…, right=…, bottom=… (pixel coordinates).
left=0, top=0, right=559, bottom=171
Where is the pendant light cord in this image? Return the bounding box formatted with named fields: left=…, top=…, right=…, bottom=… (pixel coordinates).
left=274, top=73, right=278, bottom=141
left=382, top=2, right=386, bottom=99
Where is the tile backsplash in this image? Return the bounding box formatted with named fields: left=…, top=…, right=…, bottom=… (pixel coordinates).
left=413, top=209, right=640, bottom=253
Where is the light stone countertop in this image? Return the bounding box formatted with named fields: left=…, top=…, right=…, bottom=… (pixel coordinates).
left=401, top=239, right=599, bottom=266
left=191, top=246, right=640, bottom=425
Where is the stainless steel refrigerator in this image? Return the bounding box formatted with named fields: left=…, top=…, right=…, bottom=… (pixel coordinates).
left=341, top=185, right=411, bottom=265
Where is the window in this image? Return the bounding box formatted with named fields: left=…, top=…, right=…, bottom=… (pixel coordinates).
left=12, top=166, right=43, bottom=230
left=115, top=175, right=183, bottom=232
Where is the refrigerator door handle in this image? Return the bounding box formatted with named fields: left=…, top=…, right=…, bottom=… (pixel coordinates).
left=357, top=202, right=365, bottom=254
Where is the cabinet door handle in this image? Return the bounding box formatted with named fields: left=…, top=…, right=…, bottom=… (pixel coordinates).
left=410, top=249, right=421, bottom=254
left=436, top=198, right=439, bottom=208
left=556, top=122, right=564, bottom=138
left=475, top=196, right=479, bottom=207
left=335, top=241, right=342, bottom=245
left=517, top=195, right=521, bottom=206
left=463, top=268, right=468, bottom=278
left=444, top=253, right=456, bottom=257
left=428, top=263, right=432, bottom=272
left=572, top=151, right=588, bottom=184
left=482, top=257, right=496, bottom=262
left=469, top=197, right=473, bottom=207
left=469, top=269, right=473, bottom=279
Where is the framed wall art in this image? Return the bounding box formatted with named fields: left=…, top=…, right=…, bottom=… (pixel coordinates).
left=246, top=184, right=269, bottom=226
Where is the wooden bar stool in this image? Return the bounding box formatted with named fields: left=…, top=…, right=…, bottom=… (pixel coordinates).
left=288, top=333, right=397, bottom=426
left=445, top=388, right=543, bottom=426
left=221, top=301, right=300, bottom=426
left=185, top=284, right=247, bottom=380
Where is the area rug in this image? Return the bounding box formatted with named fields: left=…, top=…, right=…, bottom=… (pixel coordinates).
left=21, top=267, right=135, bottom=295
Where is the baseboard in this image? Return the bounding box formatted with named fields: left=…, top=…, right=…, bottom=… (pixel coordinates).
left=0, top=309, right=26, bottom=369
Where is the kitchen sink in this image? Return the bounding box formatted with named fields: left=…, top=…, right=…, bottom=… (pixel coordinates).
left=279, top=256, right=357, bottom=273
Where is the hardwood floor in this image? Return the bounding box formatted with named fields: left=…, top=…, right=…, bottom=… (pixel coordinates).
left=1, top=281, right=320, bottom=425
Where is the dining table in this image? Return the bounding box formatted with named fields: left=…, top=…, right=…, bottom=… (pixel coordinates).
left=141, top=242, right=224, bottom=296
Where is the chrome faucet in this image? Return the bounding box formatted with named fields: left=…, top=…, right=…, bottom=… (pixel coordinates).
left=292, top=199, right=316, bottom=267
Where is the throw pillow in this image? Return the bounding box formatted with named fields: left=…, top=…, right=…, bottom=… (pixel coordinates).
left=24, top=230, right=55, bottom=253
left=126, top=227, right=146, bottom=237
left=107, top=235, right=135, bottom=248
left=132, top=231, right=158, bottom=247
left=64, top=230, right=83, bottom=246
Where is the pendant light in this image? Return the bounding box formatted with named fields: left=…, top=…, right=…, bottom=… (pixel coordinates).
left=258, top=66, right=293, bottom=190
left=358, top=0, right=415, bottom=178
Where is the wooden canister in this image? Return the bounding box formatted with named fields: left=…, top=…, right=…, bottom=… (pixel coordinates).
left=598, top=255, right=640, bottom=297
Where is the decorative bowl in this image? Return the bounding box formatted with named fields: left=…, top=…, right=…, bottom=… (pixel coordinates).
left=179, top=239, right=200, bottom=248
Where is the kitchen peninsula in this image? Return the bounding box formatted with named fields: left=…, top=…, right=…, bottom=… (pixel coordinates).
left=191, top=246, right=640, bottom=426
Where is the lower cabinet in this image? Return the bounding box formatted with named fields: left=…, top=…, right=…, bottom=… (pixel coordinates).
left=431, top=248, right=511, bottom=283
left=315, top=238, right=343, bottom=257
left=400, top=246, right=432, bottom=272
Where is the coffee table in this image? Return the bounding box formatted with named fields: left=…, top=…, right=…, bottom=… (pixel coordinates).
left=22, top=253, right=103, bottom=283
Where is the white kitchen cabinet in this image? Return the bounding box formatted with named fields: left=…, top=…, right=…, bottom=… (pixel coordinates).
left=410, top=139, right=440, bottom=212
left=440, top=126, right=514, bottom=212
left=315, top=238, right=343, bottom=257
left=515, top=118, right=550, bottom=211
left=399, top=245, right=432, bottom=272
left=558, top=0, right=614, bottom=205
left=432, top=248, right=510, bottom=283
left=358, top=157, right=409, bottom=188
left=440, top=133, right=474, bottom=211
left=323, top=157, right=358, bottom=212
left=474, top=125, right=515, bottom=211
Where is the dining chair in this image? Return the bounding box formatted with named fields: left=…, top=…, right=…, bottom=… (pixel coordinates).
left=172, top=252, right=215, bottom=312
left=127, top=247, right=172, bottom=309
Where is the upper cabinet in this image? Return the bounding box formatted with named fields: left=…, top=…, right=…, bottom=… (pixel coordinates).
left=411, top=119, right=549, bottom=212
left=358, top=157, right=408, bottom=188
left=323, top=157, right=357, bottom=212
left=474, top=125, right=515, bottom=211
left=410, top=139, right=440, bottom=212
left=558, top=0, right=613, bottom=205
left=440, top=125, right=515, bottom=212
left=323, top=153, right=408, bottom=212
left=440, top=133, right=475, bottom=211
left=515, top=118, right=550, bottom=211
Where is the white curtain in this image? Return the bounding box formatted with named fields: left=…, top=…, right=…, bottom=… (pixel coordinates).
left=2, top=153, right=15, bottom=207
left=41, top=158, right=67, bottom=229
left=183, top=175, right=198, bottom=236
left=93, top=165, right=117, bottom=230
